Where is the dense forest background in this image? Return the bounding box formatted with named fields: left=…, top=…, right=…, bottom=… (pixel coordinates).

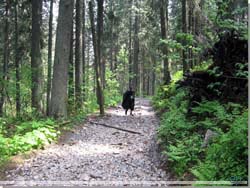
left=0, top=0, right=248, bottom=182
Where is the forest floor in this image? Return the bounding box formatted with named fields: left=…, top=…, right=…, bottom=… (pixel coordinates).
left=2, top=98, right=170, bottom=186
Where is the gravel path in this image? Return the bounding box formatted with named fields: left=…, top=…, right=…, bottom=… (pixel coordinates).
left=4, top=98, right=169, bottom=186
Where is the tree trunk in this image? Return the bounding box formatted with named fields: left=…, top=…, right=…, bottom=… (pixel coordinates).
left=128, top=0, right=133, bottom=87
left=97, top=0, right=105, bottom=89
left=46, top=0, right=53, bottom=115
left=82, top=0, right=86, bottom=101
left=200, top=0, right=205, bottom=34
left=133, top=0, right=139, bottom=93
left=188, top=3, right=192, bottom=68
left=86, top=31, right=90, bottom=98
left=152, top=61, right=155, bottom=95
left=89, top=0, right=104, bottom=115
left=50, top=0, right=74, bottom=119
left=160, top=0, right=171, bottom=84
left=109, top=0, right=114, bottom=72
left=182, top=0, right=188, bottom=73
left=75, top=0, right=83, bottom=106
left=15, top=0, right=21, bottom=117
left=147, top=69, right=150, bottom=96
left=0, top=0, right=10, bottom=116
left=68, top=17, right=74, bottom=106
left=141, top=49, right=146, bottom=96
left=31, top=0, right=44, bottom=114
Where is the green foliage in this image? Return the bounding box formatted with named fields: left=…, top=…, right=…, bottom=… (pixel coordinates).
left=15, top=119, right=57, bottom=135
left=159, top=39, right=182, bottom=50
left=191, top=60, right=213, bottom=72
left=0, top=119, right=60, bottom=164
left=216, top=19, right=247, bottom=39
left=192, top=103, right=224, bottom=136
left=191, top=111, right=248, bottom=181
left=166, top=135, right=202, bottom=176
left=159, top=33, right=202, bottom=72
left=172, top=70, right=183, bottom=82
left=104, top=69, right=122, bottom=107
left=153, top=71, right=183, bottom=111
left=115, top=46, right=130, bottom=94
left=207, top=66, right=223, bottom=77
left=206, top=66, right=225, bottom=95
left=81, top=67, right=99, bottom=114
left=155, top=85, right=202, bottom=178
left=235, top=63, right=248, bottom=78
left=153, top=74, right=248, bottom=180
left=176, top=33, right=194, bottom=46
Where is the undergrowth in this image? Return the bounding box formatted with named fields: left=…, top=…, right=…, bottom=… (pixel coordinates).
left=0, top=70, right=122, bottom=166
left=153, top=70, right=248, bottom=181
left=0, top=118, right=60, bottom=164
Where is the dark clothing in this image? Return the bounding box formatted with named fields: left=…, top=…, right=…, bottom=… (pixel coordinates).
left=122, top=90, right=135, bottom=111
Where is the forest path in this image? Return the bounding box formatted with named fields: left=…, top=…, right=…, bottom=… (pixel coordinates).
left=4, top=98, right=169, bottom=186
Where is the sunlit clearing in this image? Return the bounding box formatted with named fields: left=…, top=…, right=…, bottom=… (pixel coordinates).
left=106, top=106, right=155, bottom=117
left=70, top=142, right=122, bottom=156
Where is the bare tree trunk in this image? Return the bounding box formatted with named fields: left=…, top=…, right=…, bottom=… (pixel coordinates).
left=97, top=0, right=105, bottom=89
left=86, top=31, right=90, bottom=98
left=182, top=0, right=188, bottom=73
left=75, top=0, right=83, bottom=106
left=31, top=0, right=44, bottom=114
left=82, top=0, right=86, bottom=101
left=46, top=0, right=53, bottom=115
left=141, top=49, right=146, bottom=96
left=188, top=3, right=192, bottom=68
left=128, top=0, right=133, bottom=87
left=0, top=0, right=10, bottom=116
left=68, top=18, right=74, bottom=106
left=200, top=0, right=205, bottom=34
left=15, top=0, right=21, bottom=117
left=152, top=59, right=155, bottom=95
left=50, top=0, right=74, bottom=119
left=89, top=0, right=104, bottom=115
left=160, top=0, right=171, bottom=84
left=133, top=0, right=139, bottom=93
left=147, top=68, right=150, bottom=96
left=109, top=0, right=114, bottom=72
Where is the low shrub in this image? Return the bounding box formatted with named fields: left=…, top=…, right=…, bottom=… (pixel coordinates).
left=153, top=71, right=248, bottom=181
left=0, top=119, right=60, bottom=164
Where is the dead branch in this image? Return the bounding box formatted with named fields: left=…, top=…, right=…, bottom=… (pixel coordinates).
left=59, top=121, right=71, bottom=126
left=88, top=120, right=143, bottom=135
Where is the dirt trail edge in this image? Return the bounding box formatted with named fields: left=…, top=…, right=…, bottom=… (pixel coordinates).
left=3, top=98, right=170, bottom=186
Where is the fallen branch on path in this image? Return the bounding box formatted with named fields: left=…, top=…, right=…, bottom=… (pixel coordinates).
left=88, top=120, right=143, bottom=135
left=59, top=121, right=71, bottom=126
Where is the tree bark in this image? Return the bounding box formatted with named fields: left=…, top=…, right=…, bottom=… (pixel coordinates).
left=152, top=61, right=155, bottom=95
left=97, top=0, right=105, bottom=89
left=50, top=0, right=74, bottom=118
left=86, top=31, right=90, bottom=98
left=109, top=0, right=114, bottom=72
left=15, top=0, right=21, bottom=117
left=160, top=0, right=171, bottom=84
left=0, top=0, right=10, bottom=116
left=182, top=0, right=188, bottom=73
left=82, top=0, right=86, bottom=101
left=188, top=2, right=192, bottom=68
left=46, top=0, right=54, bottom=115
left=89, top=0, right=104, bottom=115
left=31, top=0, right=44, bottom=114
left=128, top=0, right=133, bottom=87
left=133, top=0, right=139, bottom=93
left=75, top=0, right=83, bottom=106
left=68, top=17, right=74, bottom=105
